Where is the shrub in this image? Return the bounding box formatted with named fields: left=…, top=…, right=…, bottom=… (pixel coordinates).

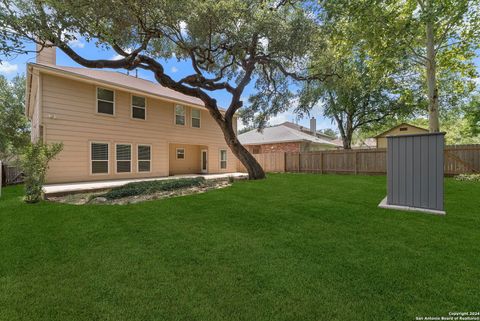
left=21, top=142, right=63, bottom=203
left=454, top=174, right=480, bottom=182
left=100, top=177, right=206, bottom=200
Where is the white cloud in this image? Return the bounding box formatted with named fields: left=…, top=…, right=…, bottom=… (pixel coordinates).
left=111, top=47, right=134, bottom=60
left=171, top=66, right=178, bottom=73
left=267, top=111, right=295, bottom=126
left=0, top=61, right=18, bottom=74
left=111, top=54, right=124, bottom=60
left=68, top=38, right=85, bottom=48
left=179, top=21, right=188, bottom=34
left=237, top=118, right=247, bottom=131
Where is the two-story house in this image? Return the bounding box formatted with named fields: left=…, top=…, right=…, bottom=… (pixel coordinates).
left=26, top=46, right=237, bottom=184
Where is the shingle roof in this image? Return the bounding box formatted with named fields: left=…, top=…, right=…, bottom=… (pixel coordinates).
left=280, top=121, right=335, bottom=140
left=30, top=63, right=208, bottom=108
left=238, top=124, right=341, bottom=147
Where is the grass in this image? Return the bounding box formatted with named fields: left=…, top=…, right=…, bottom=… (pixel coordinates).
left=0, top=173, right=479, bottom=321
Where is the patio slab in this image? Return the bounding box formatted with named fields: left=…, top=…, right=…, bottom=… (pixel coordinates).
left=43, top=172, right=248, bottom=196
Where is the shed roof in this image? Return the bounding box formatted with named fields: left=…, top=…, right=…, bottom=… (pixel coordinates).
left=374, top=123, right=428, bottom=138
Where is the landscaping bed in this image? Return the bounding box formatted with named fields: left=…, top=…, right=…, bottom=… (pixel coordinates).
left=48, top=177, right=233, bottom=205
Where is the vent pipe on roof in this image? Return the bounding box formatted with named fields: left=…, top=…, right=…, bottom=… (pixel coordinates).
left=310, top=117, right=316, bottom=135
left=35, top=42, right=56, bottom=65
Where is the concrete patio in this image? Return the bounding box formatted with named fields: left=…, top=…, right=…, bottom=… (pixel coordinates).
left=43, top=172, right=248, bottom=196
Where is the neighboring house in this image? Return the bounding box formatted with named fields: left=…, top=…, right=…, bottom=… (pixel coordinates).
left=26, top=46, right=237, bottom=184
left=374, top=123, right=429, bottom=148
left=238, top=118, right=341, bottom=153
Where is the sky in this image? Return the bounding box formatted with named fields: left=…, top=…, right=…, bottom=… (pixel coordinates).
left=0, top=39, right=336, bottom=132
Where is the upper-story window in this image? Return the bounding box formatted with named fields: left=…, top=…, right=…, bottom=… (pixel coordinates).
left=132, top=95, right=146, bottom=120
left=97, top=88, right=114, bottom=115
left=191, top=109, right=201, bottom=128
left=175, top=105, right=186, bottom=125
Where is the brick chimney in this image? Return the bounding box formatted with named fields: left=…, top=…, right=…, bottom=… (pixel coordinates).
left=310, top=117, right=316, bottom=135
left=36, top=42, right=56, bottom=65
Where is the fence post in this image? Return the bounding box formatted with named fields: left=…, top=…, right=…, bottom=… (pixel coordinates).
left=354, top=151, right=358, bottom=175
left=320, top=152, right=323, bottom=174
left=0, top=161, right=2, bottom=198
left=284, top=152, right=287, bottom=172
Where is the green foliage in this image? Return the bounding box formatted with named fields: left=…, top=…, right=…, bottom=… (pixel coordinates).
left=319, top=0, right=480, bottom=127
left=320, top=128, right=338, bottom=139
left=0, top=0, right=316, bottom=123
left=20, top=142, right=63, bottom=203
left=299, top=17, right=415, bottom=148
left=100, top=177, right=206, bottom=200
left=0, top=74, right=30, bottom=160
left=454, top=174, right=480, bottom=182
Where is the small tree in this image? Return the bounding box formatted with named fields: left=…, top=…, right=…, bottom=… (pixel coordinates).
left=21, top=142, right=63, bottom=203
left=1, top=0, right=332, bottom=179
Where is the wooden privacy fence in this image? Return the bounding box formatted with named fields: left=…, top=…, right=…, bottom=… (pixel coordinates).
left=237, top=144, right=480, bottom=175
left=285, top=149, right=387, bottom=174
left=236, top=152, right=285, bottom=173
left=443, top=144, right=480, bottom=175
left=1, top=164, right=24, bottom=185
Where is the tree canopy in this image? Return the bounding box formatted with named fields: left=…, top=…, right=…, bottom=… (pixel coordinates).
left=0, top=0, right=333, bottom=179
left=0, top=74, right=30, bottom=160
left=318, top=0, right=480, bottom=132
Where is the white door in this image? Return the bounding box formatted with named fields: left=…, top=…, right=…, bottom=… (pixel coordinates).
left=201, top=149, right=208, bottom=173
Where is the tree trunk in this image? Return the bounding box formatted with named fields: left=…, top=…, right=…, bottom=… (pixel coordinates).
left=333, top=113, right=353, bottom=149
left=425, top=14, right=440, bottom=132
left=220, top=117, right=266, bottom=180
left=342, top=135, right=352, bottom=149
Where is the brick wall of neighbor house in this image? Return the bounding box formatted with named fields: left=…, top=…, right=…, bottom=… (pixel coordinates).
left=247, top=142, right=301, bottom=154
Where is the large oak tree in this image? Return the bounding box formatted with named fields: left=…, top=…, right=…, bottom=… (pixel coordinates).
left=0, top=0, right=330, bottom=179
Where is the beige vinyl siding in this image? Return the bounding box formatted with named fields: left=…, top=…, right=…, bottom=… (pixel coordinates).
left=41, top=73, right=237, bottom=183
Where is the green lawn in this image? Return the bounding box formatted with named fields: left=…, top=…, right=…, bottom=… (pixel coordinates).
left=1, top=174, right=479, bottom=321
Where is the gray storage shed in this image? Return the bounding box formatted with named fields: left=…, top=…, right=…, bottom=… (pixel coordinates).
left=379, top=132, right=446, bottom=215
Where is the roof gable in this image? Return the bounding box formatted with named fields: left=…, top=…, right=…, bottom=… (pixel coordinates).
left=27, top=63, right=223, bottom=111
left=374, top=123, right=428, bottom=138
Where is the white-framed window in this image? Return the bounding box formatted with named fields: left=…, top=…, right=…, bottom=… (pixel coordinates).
left=176, top=148, right=185, bottom=160
left=116, top=144, right=132, bottom=173
left=138, top=145, right=151, bottom=172
left=132, top=95, right=146, bottom=120
left=175, top=105, right=186, bottom=125
left=220, top=149, right=227, bottom=169
left=97, top=87, right=115, bottom=115
left=191, top=108, right=201, bottom=128
left=91, top=142, right=109, bottom=174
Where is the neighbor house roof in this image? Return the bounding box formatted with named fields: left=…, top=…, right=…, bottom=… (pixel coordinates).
left=238, top=124, right=341, bottom=147
left=279, top=121, right=336, bottom=140
left=374, top=123, right=428, bottom=138
left=27, top=62, right=214, bottom=111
